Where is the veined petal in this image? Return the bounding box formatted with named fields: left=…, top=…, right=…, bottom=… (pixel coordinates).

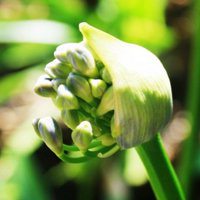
left=79, top=22, right=172, bottom=149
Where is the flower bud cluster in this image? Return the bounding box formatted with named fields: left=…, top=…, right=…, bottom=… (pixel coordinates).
left=33, top=43, right=120, bottom=162
left=33, top=23, right=173, bottom=162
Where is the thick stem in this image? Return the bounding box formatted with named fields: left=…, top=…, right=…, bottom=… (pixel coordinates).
left=136, top=134, right=185, bottom=200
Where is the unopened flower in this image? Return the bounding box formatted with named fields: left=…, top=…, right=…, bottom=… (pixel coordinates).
left=33, top=23, right=172, bottom=163
left=32, top=117, right=63, bottom=156
left=72, top=121, right=93, bottom=152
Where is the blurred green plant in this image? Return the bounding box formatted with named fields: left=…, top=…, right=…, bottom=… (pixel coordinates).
left=88, top=0, right=174, bottom=54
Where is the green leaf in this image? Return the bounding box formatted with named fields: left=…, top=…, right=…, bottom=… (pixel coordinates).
left=0, top=20, right=78, bottom=44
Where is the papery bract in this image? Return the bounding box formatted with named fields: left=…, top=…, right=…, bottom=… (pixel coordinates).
left=79, top=23, right=172, bottom=148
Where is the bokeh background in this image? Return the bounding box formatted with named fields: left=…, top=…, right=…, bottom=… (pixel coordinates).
left=0, top=0, right=200, bottom=199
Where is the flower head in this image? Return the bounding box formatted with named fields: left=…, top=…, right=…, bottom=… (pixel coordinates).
left=33, top=23, right=172, bottom=163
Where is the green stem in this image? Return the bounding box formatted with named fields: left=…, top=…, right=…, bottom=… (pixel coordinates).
left=177, top=0, right=200, bottom=196
left=136, top=134, right=185, bottom=200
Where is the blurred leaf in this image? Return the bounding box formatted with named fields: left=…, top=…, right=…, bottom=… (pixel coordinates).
left=0, top=153, right=50, bottom=200
left=88, top=0, right=174, bottom=54
left=0, top=44, right=53, bottom=72
left=117, top=0, right=174, bottom=53
left=116, top=0, right=167, bottom=20
left=123, top=148, right=148, bottom=186
left=120, top=17, right=174, bottom=54
left=0, top=71, right=28, bottom=104
left=0, top=20, right=79, bottom=44
left=45, top=0, right=87, bottom=23
left=12, top=155, right=50, bottom=200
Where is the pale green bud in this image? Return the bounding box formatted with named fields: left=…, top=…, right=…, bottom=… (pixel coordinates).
left=96, top=86, right=114, bottom=116
left=34, top=75, right=56, bottom=97
left=61, top=109, right=80, bottom=129
left=66, top=73, right=93, bottom=103
left=32, top=118, right=41, bottom=138
left=91, top=124, right=102, bottom=137
left=54, top=43, right=98, bottom=78
left=89, top=79, right=107, bottom=98
left=45, top=59, right=71, bottom=78
left=72, top=121, right=93, bottom=151
left=100, top=67, right=112, bottom=84
left=97, top=133, right=115, bottom=146
left=67, top=45, right=98, bottom=78
left=37, top=117, right=63, bottom=155
left=56, top=84, right=79, bottom=110
left=110, top=116, right=117, bottom=138
left=54, top=43, right=74, bottom=63
left=51, top=78, right=66, bottom=90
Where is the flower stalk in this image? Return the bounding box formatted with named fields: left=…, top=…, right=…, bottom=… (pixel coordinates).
left=136, top=134, right=185, bottom=200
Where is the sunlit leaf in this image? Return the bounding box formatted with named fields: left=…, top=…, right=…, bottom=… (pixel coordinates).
left=0, top=20, right=78, bottom=44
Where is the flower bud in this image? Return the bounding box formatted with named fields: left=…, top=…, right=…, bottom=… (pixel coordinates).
left=54, top=43, right=74, bottom=63
left=56, top=84, right=79, bottom=110
left=51, top=78, right=66, bottom=90
left=45, top=59, right=71, bottom=78
left=98, top=134, right=115, bottom=146
left=71, top=121, right=93, bottom=151
left=89, top=79, right=107, bottom=98
left=96, top=86, right=114, bottom=116
left=61, top=109, right=80, bottom=129
left=66, top=72, right=93, bottom=103
left=67, top=45, right=98, bottom=78
left=34, top=75, right=56, bottom=97
left=32, top=118, right=41, bottom=138
left=54, top=43, right=98, bottom=78
left=110, top=116, right=117, bottom=138
left=37, top=117, right=63, bottom=155
left=91, top=124, right=102, bottom=137
left=100, top=67, right=112, bottom=84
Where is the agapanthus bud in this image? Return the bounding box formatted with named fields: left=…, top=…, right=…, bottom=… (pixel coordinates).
left=45, top=59, right=71, bottom=78
left=51, top=78, right=66, bottom=90
left=91, top=124, right=103, bottom=137
left=71, top=121, right=93, bottom=151
left=36, top=117, right=63, bottom=155
left=61, top=109, right=80, bottom=129
left=100, top=67, right=112, bottom=84
left=96, top=86, right=114, bottom=116
left=54, top=43, right=74, bottom=63
left=98, top=133, right=115, bottom=146
left=54, top=43, right=98, bottom=78
left=110, top=116, right=117, bottom=138
left=32, top=118, right=41, bottom=138
left=67, top=46, right=98, bottom=78
left=56, top=84, right=79, bottom=110
left=89, top=79, right=107, bottom=98
left=34, top=75, right=56, bottom=97
left=66, top=72, right=93, bottom=103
